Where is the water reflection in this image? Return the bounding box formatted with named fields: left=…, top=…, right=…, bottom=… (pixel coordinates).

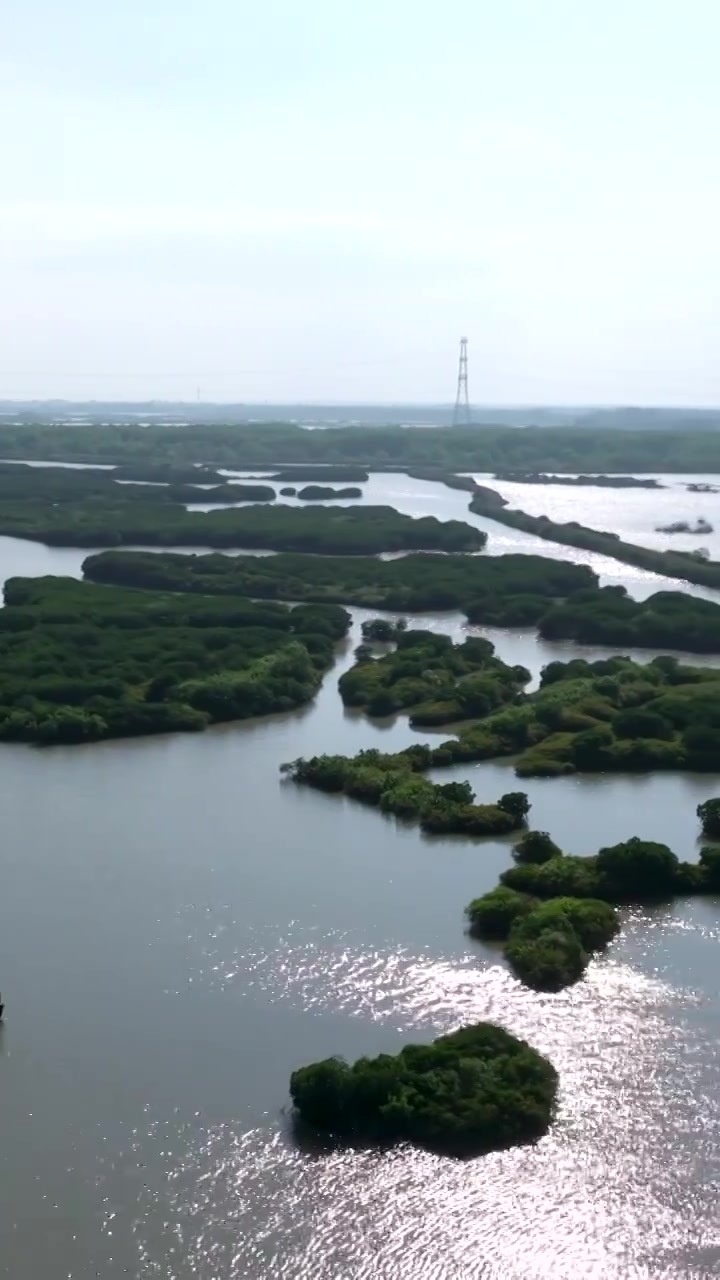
left=108, top=913, right=720, bottom=1280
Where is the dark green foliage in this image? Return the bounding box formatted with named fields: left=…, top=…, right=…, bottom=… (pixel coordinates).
left=280, top=486, right=297, bottom=496
left=596, top=837, right=680, bottom=901
left=0, top=577, right=349, bottom=745
left=497, top=792, right=530, bottom=821
left=534, top=897, right=620, bottom=950
left=501, top=856, right=602, bottom=900
left=284, top=748, right=530, bottom=839
left=338, top=630, right=528, bottom=721
left=536, top=586, right=720, bottom=653
left=423, top=655, right=720, bottom=778
left=289, top=1022, right=558, bottom=1156
left=512, top=830, right=562, bottom=865
left=296, top=485, right=362, bottom=500
left=697, top=798, right=720, bottom=838
left=613, top=708, right=674, bottom=740
left=0, top=462, right=277, bottom=507
left=465, top=887, right=538, bottom=939
left=268, top=466, right=370, bottom=482
left=113, top=464, right=226, bottom=484
left=0, top=497, right=484, bottom=553
left=505, top=915, right=588, bottom=992
left=5, top=420, right=720, bottom=472
left=83, top=547, right=593, bottom=615
left=468, top=840, right=622, bottom=993
left=699, top=846, right=720, bottom=890
left=360, top=617, right=407, bottom=642
left=494, top=472, right=662, bottom=489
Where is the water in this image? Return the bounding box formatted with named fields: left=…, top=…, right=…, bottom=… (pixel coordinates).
left=484, top=472, right=720, bottom=556
left=1, top=479, right=720, bottom=1277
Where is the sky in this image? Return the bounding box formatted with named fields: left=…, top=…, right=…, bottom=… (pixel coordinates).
left=2, top=0, right=720, bottom=405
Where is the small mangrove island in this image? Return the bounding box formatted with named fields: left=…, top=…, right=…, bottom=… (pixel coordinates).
left=655, top=518, right=713, bottom=535
left=494, top=472, right=662, bottom=489
left=289, top=1022, right=558, bottom=1157
left=467, top=827, right=720, bottom=992
left=296, top=485, right=363, bottom=501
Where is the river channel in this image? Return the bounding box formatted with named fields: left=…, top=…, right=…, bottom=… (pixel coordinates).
left=0, top=474, right=719, bottom=1279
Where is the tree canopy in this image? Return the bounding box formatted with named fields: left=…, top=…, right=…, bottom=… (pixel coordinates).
left=290, top=1022, right=558, bottom=1157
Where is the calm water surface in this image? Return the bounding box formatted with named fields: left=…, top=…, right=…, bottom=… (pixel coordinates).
left=1, top=481, right=720, bottom=1278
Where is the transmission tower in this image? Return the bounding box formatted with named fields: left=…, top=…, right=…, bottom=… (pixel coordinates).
left=452, top=337, right=470, bottom=425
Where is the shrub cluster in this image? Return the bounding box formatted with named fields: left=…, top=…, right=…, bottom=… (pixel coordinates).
left=283, top=747, right=530, bottom=838
left=339, top=629, right=530, bottom=721
left=290, top=1021, right=558, bottom=1156
left=464, top=829, right=715, bottom=991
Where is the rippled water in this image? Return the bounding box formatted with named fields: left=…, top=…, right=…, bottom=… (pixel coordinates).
left=485, top=471, right=720, bottom=558
left=1, top=476, right=720, bottom=1278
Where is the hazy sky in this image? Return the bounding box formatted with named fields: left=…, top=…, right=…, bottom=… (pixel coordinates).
left=3, top=1, right=720, bottom=404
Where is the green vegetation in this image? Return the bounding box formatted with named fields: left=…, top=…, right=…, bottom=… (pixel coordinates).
left=469, top=483, right=720, bottom=593
left=360, top=617, right=408, bottom=642
left=465, top=828, right=720, bottom=992
left=83, top=547, right=594, bottom=613
left=338, top=630, right=530, bottom=721
left=289, top=1021, right=558, bottom=1157
left=499, top=836, right=698, bottom=902
left=283, top=748, right=530, bottom=838
left=530, top=586, right=720, bottom=653
left=268, top=466, right=370, bottom=483
left=112, top=463, right=226, bottom=484
left=0, top=500, right=481, bottom=553
left=284, top=653, right=720, bottom=784
left=512, top=830, right=562, bottom=864
left=296, top=485, right=362, bottom=500
left=82, top=543, right=720, bottom=654
left=424, top=654, right=720, bottom=777
left=493, top=472, right=662, bottom=488
left=4, top=420, right=720, bottom=472
left=0, top=576, right=349, bottom=744
left=180, top=483, right=276, bottom=503
left=697, top=797, right=720, bottom=838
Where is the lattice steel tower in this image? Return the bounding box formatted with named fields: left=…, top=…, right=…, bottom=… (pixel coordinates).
left=452, top=336, right=470, bottom=425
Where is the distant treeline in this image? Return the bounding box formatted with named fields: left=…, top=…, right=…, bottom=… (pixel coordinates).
left=2, top=421, right=720, bottom=471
